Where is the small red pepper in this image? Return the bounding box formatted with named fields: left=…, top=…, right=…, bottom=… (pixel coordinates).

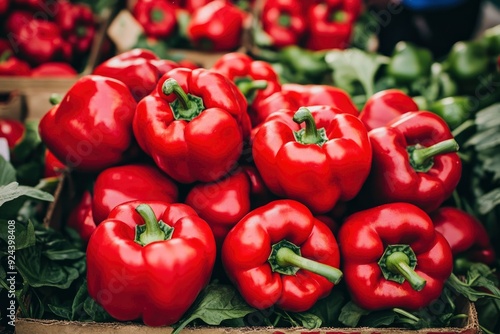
left=87, top=202, right=216, bottom=326
left=93, top=48, right=169, bottom=101
left=431, top=207, right=496, bottom=269
left=133, top=67, right=251, bottom=183
left=187, top=1, right=245, bottom=51
left=43, top=149, right=66, bottom=178
left=339, top=202, right=453, bottom=311
left=38, top=75, right=138, bottom=172
left=252, top=106, right=371, bottom=214
left=0, top=118, right=25, bottom=149
left=282, top=83, right=359, bottom=116
left=0, top=51, right=31, bottom=76
left=363, top=111, right=462, bottom=212
left=67, top=190, right=96, bottom=243
left=133, top=0, right=177, bottom=39
left=222, top=199, right=343, bottom=312
left=55, top=1, right=96, bottom=55
left=0, top=0, right=9, bottom=15
left=212, top=52, right=282, bottom=124
left=306, top=0, right=361, bottom=51
left=31, top=62, right=78, bottom=77
left=260, top=0, right=306, bottom=49
left=185, top=165, right=272, bottom=249
left=92, top=163, right=179, bottom=224
left=359, top=89, right=419, bottom=131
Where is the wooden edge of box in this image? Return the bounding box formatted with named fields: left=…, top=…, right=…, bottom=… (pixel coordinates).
left=15, top=301, right=480, bottom=334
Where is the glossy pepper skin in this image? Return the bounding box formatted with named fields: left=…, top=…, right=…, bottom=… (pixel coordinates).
left=339, top=202, right=453, bottom=311
left=38, top=75, right=138, bottom=172
left=133, top=0, right=177, bottom=39
left=0, top=52, right=31, bottom=76
left=252, top=107, right=371, bottom=214
left=306, top=0, right=361, bottom=51
left=31, top=62, right=78, bottom=77
left=387, top=41, right=433, bottom=85
left=359, top=89, right=419, bottom=131
left=281, top=83, right=359, bottom=115
left=222, top=199, right=343, bottom=312
left=43, top=149, right=66, bottom=178
left=92, top=163, right=179, bottom=224
left=87, top=202, right=216, bottom=326
left=67, top=190, right=96, bottom=243
left=429, top=96, right=473, bottom=130
left=55, top=1, right=96, bottom=55
left=187, top=1, right=245, bottom=52
left=261, top=0, right=306, bottom=48
left=133, top=67, right=251, bottom=183
left=0, top=118, right=25, bottom=149
left=93, top=49, right=173, bottom=102
left=364, top=111, right=462, bottom=213
left=212, top=52, right=282, bottom=125
left=431, top=207, right=496, bottom=268
left=185, top=166, right=272, bottom=249
left=250, top=89, right=302, bottom=128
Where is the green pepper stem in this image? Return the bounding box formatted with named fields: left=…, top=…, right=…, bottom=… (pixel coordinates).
left=162, top=78, right=204, bottom=120
left=49, top=93, right=63, bottom=105
left=293, top=107, right=328, bottom=146
left=237, top=79, right=268, bottom=97
left=276, top=247, right=343, bottom=284
left=151, top=8, right=164, bottom=23
left=332, top=10, right=347, bottom=23
left=0, top=50, right=11, bottom=62
left=386, top=252, right=426, bottom=291
left=410, top=138, right=459, bottom=171
left=278, top=13, right=291, bottom=28
left=135, top=204, right=167, bottom=246
left=163, top=78, right=190, bottom=109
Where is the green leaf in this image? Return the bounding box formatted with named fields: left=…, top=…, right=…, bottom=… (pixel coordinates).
left=71, top=281, right=92, bottom=320
left=0, top=182, right=54, bottom=206
left=338, top=301, right=371, bottom=327
left=306, top=289, right=346, bottom=327
left=43, top=239, right=85, bottom=261
left=48, top=303, right=72, bottom=320
left=0, top=219, right=36, bottom=250
left=287, top=312, right=322, bottom=329
left=475, top=103, right=500, bottom=130
left=477, top=189, right=500, bottom=215
left=325, top=48, right=389, bottom=99
left=359, top=310, right=396, bottom=327
left=172, top=283, right=256, bottom=334
left=83, top=296, right=113, bottom=322
left=0, top=156, right=16, bottom=185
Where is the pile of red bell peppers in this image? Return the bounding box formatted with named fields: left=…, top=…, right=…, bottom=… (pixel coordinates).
left=26, top=48, right=499, bottom=329
left=0, top=0, right=97, bottom=76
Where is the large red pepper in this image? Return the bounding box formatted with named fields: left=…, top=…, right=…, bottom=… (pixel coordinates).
left=431, top=207, right=496, bottom=269
left=338, top=202, right=453, bottom=311
left=306, top=0, right=361, bottom=51
left=212, top=52, right=282, bottom=126
left=363, top=111, right=462, bottom=212
left=0, top=118, right=25, bottom=149
left=133, top=0, right=177, bottom=39
left=92, top=48, right=171, bottom=102
left=260, top=0, right=306, bottom=49
left=38, top=75, right=138, bottom=172
left=55, top=1, right=96, bottom=55
left=0, top=51, right=31, bottom=76
left=87, top=202, right=216, bottom=326
left=133, top=67, right=251, bottom=183
left=92, top=163, right=179, bottom=224
left=252, top=106, right=371, bottom=214
left=187, top=1, right=246, bottom=51
left=359, top=89, right=419, bottom=131
left=282, top=83, right=359, bottom=115
left=222, top=199, right=342, bottom=312
left=185, top=165, right=272, bottom=249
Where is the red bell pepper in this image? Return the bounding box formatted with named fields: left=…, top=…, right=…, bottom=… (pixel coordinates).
left=363, top=111, right=462, bottom=212
left=150, top=58, right=180, bottom=76
left=0, top=118, right=25, bottom=149
left=212, top=52, right=282, bottom=120
left=306, top=0, right=362, bottom=50
left=250, top=88, right=302, bottom=128
left=87, top=202, right=216, bottom=326
left=359, top=89, right=419, bottom=131
left=260, top=0, right=306, bottom=49
left=0, top=0, right=9, bottom=15
left=185, top=165, right=272, bottom=249
left=133, top=67, right=251, bottom=183
left=93, top=48, right=169, bottom=101
left=133, top=0, right=177, bottom=39
left=55, top=1, right=96, bottom=55
left=38, top=75, right=138, bottom=172
left=31, top=62, right=78, bottom=77
left=282, top=83, right=359, bottom=116
left=43, top=149, right=66, bottom=178
left=0, top=51, right=31, bottom=76
left=92, top=163, right=179, bottom=224
left=4, top=10, right=32, bottom=35
left=431, top=207, right=496, bottom=269
left=339, top=202, right=453, bottom=311
left=187, top=1, right=246, bottom=51
left=67, top=190, right=96, bottom=243
left=252, top=106, right=371, bottom=214
left=222, top=199, right=343, bottom=312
